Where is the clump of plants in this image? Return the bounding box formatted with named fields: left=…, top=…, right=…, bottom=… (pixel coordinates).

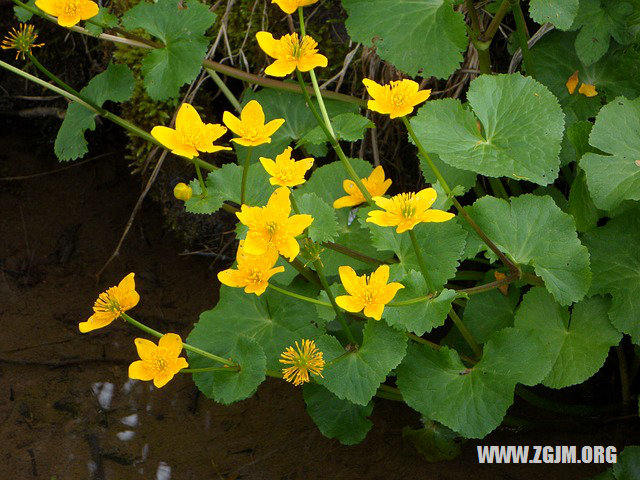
left=3, top=0, right=640, bottom=462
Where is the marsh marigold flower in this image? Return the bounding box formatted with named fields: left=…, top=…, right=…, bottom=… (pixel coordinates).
left=79, top=273, right=140, bottom=333
left=256, top=31, right=328, bottom=77
left=151, top=103, right=230, bottom=159
left=173, top=182, right=192, bottom=201
left=280, top=339, right=324, bottom=386
left=223, top=100, right=285, bottom=147
left=259, top=146, right=314, bottom=187
left=217, top=241, right=285, bottom=295
left=566, top=71, right=597, bottom=97
left=236, top=187, right=313, bottom=260
left=367, top=188, right=454, bottom=233
left=128, top=333, right=189, bottom=388
left=333, top=165, right=391, bottom=209
left=271, top=0, right=318, bottom=14
left=362, top=78, right=431, bottom=119
left=35, top=0, right=99, bottom=28
left=335, top=265, right=403, bottom=320
left=1, top=24, right=44, bottom=60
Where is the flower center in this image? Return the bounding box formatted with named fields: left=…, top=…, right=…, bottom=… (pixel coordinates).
left=245, top=126, right=260, bottom=140
left=155, top=356, right=168, bottom=372
left=266, top=221, right=279, bottom=235
left=64, top=0, right=79, bottom=15
left=397, top=194, right=416, bottom=218
left=248, top=268, right=264, bottom=285
left=392, top=92, right=405, bottom=107
left=278, top=167, right=294, bottom=182
left=95, top=291, right=122, bottom=314
left=184, top=127, right=205, bottom=147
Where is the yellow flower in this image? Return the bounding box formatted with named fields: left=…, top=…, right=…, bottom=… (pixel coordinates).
left=566, top=70, right=579, bottom=95
left=259, top=147, right=314, bottom=187
left=362, top=78, right=431, bottom=119
left=333, top=165, right=391, bottom=208
left=35, top=0, right=99, bottom=28
left=223, top=100, right=285, bottom=147
left=335, top=265, right=403, bottom=320
left=79, top=273, right=140, bottom=333
left=271, top=0, right=318, bottom=14
left=151, top=103, right=230, bottom=159
left=279, top=339, right=324, bottom=386
left=578, top=83, right=597, bottom=97
left=217, top=241, right=285, bottom=295
left=1, top=24, right=45, bottom=60
left=128, top=333, right=189, bottom=388
left=236, top=186, right=313, bottom=260
left=173, top=182, right=192, bottom=201
left=366, top=188, right=455, bottom=233
left=256, top=31, right=328, bottom=77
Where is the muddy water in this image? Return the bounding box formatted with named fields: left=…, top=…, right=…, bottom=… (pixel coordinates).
left=0, top=129, right=626, bottom=479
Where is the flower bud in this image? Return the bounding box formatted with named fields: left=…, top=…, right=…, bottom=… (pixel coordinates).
left=173, top=182, right=192, bottom=201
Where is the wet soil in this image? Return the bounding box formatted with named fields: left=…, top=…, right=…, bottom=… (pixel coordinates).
left=0, top=124, right=635, bottom=480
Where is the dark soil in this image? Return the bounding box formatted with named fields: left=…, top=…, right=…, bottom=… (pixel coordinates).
left=1, top=113, right=635, bottom=479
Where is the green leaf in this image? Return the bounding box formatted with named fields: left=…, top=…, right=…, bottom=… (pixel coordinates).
left=466, top=194, right=591, bottom=305
left=531, top=31, right=640, bottom=123
left=402, top=419, right=463, bottom=462
left=396, top=344, right=513, bottom=439
left=187, top=335, right=266, bottom=405
left=567, top=121, right=596, bottom=160
left=184, top=179, right=223, bottom=214
left=316, top=320, right=407, bottom=405
left=298, top=113, right=373, bottom=147
left=580, top=97, right=640, bottom=211
left=85, top=8, right=118, bottom=36
left=612, top=445, right=640, bottom=479
left=341, top=0, right=468, bottom=79
left=568, top=170, right=601, bottom=232
left=235, top=88, right=358, bottom=164
left=303, top=383, right=373, bottom=445
left=514, top=288, right=621, bottom=388
left=573, top=0, right=635, bottom=66
left=122, top=0, right=216, bottom=100
left=384, top=271, right=456, bottom=336
left=194, top=286, right=322, bottom=370
left=583, top=210, right=640, bottom=344
left=418, top=153, right=477, bottom=198
left=55, top=64, right=135, bottom=161
left=14, top=0, right=36, bottom=21
left=294, top=193, right=339, bottom=243
left=411, top=74, right=565, bottom=185
left=529, top=0, right=579, bottom=30
left=365, top=219, right=466, bottom=290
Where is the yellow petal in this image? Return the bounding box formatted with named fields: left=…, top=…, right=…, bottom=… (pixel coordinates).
left=256, top=31, right=280, bottom=59
left=170, top=145, right=199, bottom=159
left=78, top=311, right=116, bottom=333
left=389, top=104, right=415, bottom=119
left=367, top=98, right=391, bottom=116
left=222, top=110, right=243, bottom=136
left=153, top=372, right=176, bottom=388
left=78, top=0, right=99, bottom=20
left=412, top=88, right=431, bottom=106
left=566, top=71, right=579, bottom=95
left=333, top=195, right=362, bottom=209
left=218, top=268, right=247, bottom=288
left=198, top=124, right=228, bottom=152
left=263, top=118, right=285, bottom=137
left=151, top=126, right=182, bottom=152
left=241, top=100, right=265, bottom=127
left=578, top=83, right=597, bottom=97
left=265, top=59, right=297, bottom=77
left=372, top=195, right=394, bottom=210
left=277, top=235, right=300, bottom=260
left=380, top=282, right=404, bottom=304
left=368, top=165, right=385, bottom=184
left=57, top=12, right=81, bottom=27
left=176, top=103, right=202, bottom=131
left=128, top=360, right=155, bottom=381
left=158, top=333, right=183, bottom=358
left=421, top=209, right=455, bottom=223
left=416, top=188, right=437, bottom=210
left=267, top=186, right=292, bottom=214
left=395, top=218, right=420, bottom=233
left=287, top=213, right=314, bottom=236
left=363, top=302, right=385, bottom=320
left=362, top=78, right=385, bottom=100
left=297, top=53, right=328, bottom=71
left=369, top=264, right=390, bottom=287
left=35, top=0, right=59, bottom=15
left=259, top=157, right=278, bottom=177
left=367, top=210, right=399, bottom=227
left=335, top=294, right=366, bottom=313
left=134, top=337, right=158, bottom=362
left=243, top=231, right=270, bottom=255
left=338, top=265, right=360, bottom=295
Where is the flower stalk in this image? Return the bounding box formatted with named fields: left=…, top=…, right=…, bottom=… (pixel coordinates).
left=240, top=146, right=253, bottom=205
left=408, top=229, right=435, bottom=294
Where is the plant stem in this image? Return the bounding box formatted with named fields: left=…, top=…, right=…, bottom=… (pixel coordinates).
left=321, top=241, right=387, bottom=266
left=402, top=116, right=518, bottom=274
left=268, top=283, right=332, bottom=307
left=181, top=366, right=239, bottom=373
left=448, top=308, right=482, bottom=359
left=0, top=59, right=219, bottom=173
left=479, top=0, right=511, bottom=43
left=408, top=230, right=435, bottom=293
left=488, top=177, right=509, bottom=200
left=27, top=53, right=82, bottom=97
left=288, top=258, right=322, bottom=288
left=240, top=146, right=253, bottom=205
left=509, top=0, right=535, bottom=77
left=465, top=0, right=492, bottom=74
left=313, top=260, right=357, bottom=345
left=120, top=313, right=235, bottom=367
left=204, top=67, right=242, bottom=112
left=195, top=163, right=207, bottom=195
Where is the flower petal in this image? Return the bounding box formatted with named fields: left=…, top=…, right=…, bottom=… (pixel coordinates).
left=259, top=157, right=277, bottom=177
left=128, top=360, right=155, bottom=381
left=218, top=268, right=247, bottom=288
left=379, top=282, right=404, bottom=304
left=263, top=118, right=285, bottom=137
left=78, top=311, right=116, bottom=333
left=369, top=264, right=390, bottom=287
left=297, top=53, right=328, bottom=71
left=153, top=372, right=176, bottom=388
left=416, top=188, right=437, bottom=210
left=265, top=59, right=296, bottom=77
left=35, top=0, right=60, bottom=15
left=362, top=78, right=385, bottom=100
left=256, top=31, right=280, bottom=58
left=151, top=126, right=183, bottom=152
left=176, top=103, right=202, bottom=131
left=363, top=302, right=385, bottom=320
left=241, top=100, right=265, bottom=126
left=159, top=333, right=183, bottom=358
left=566, top=70, right=579, bottom=95
left=222, top=110, right=243, bottom=136
left=333, top=195, right=362, bottom=209
left=421, top=209, right=455, bottom=223
left=338, top=265, right=361, bottom=295
left=367, top=210, right=399, bottom=227
left=335, top=294, right=366, bottom=313
left=134, top=338, right=158, bottom=362
left=276, top=235, right=300, bottom=260
left=78, top=0, right=99, bottom=20
left=287, top=214, right=313, bottom=236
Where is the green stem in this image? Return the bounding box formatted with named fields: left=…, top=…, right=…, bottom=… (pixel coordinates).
left=0, top=59, right=218, bottom=173
left=402, top=116, right=518, bottom=274
left=120, top=313, right=235, bottom=367
left=321, top=241, right=387, bottom=267
left=313, top=260, right=357, bottom=345
left=448, top=308, right=482, bottom=359
left=288, top=258, right=322, bottom=288
left=479, top=0, right=511, bottom=43
left=195, top=163, right=207, bottom=195
left=509, top=0, right=535, bottom=77
left=408, top=229, right=435, bottom=294
left=181, top=367, right=238, bottom=373
left=268, top=283, right=332, bottom=307
left=465, top=0, right=492, bottom=74
left=240, top=146, right=253, bottom=205
left=204, top=67, right=242, bottom=112
left=488, top=177, right=509, bottom=200
left=27, top=53, right=82, bottom=97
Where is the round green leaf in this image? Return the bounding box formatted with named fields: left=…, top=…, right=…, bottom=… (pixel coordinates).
left=411, top=74, right=565, bottom=185
left=529, top=0, right=578, bottom=30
